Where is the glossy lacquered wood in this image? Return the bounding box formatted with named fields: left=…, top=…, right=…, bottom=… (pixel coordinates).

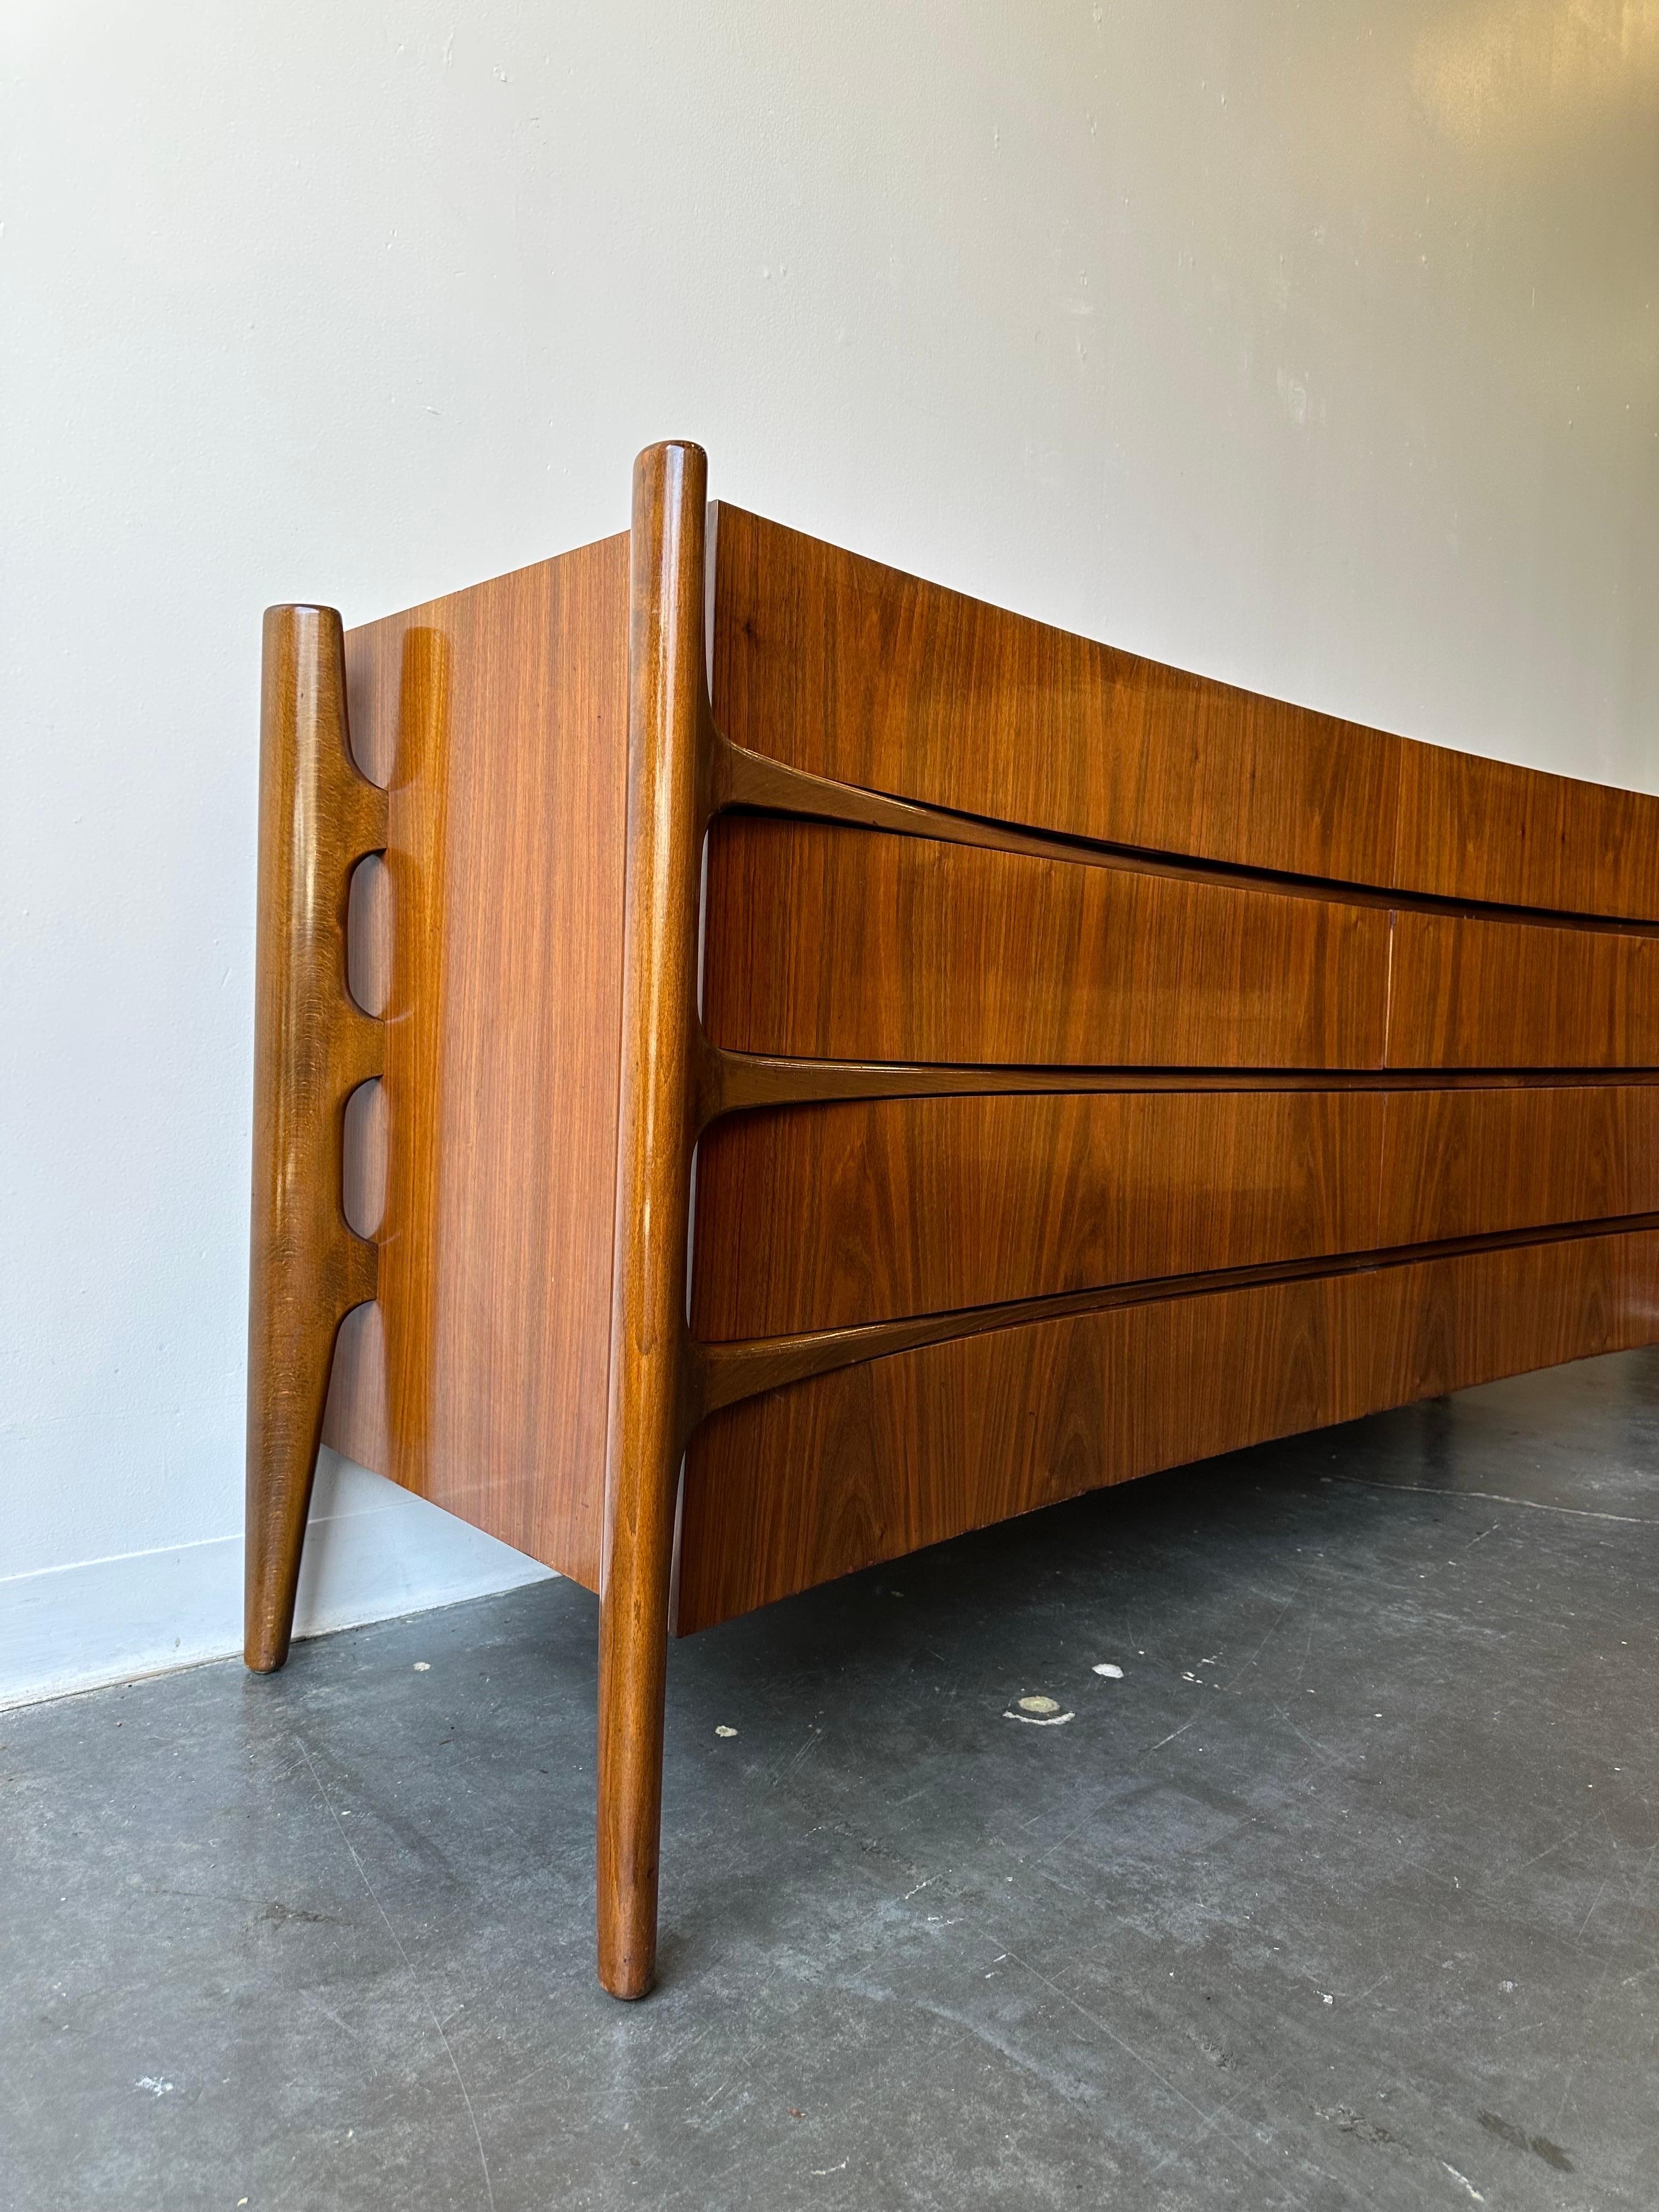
left=709, top=505, right=1404, bottom=886
left=676, top=1225, right=1659, bottom=1632
left=245, top=607, right=385, bottom=1673
left=1378, top=1086, right=1659, bottom=1246
left=712, top=503, right=1659, bottom=922
left=691, top=1085, right=1659, bottom=1339
left=706, top=818, right=1659, bottom=1076
left=321, top=535, right=631, bottom=1588
left=1394, top=741, right=1659, bottom=921
left=703, top=819, right=1390, bottom=1068
left=692, top=1092, right=1385, bottom=1338
left=595, top=442, right=713, bottom=2001
left=1386, top=909, right=1659, bottom=1068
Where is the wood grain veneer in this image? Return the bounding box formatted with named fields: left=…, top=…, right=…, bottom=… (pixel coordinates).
left=676, top=1224, right=1659, bottom=1632
left=1386, top=908, right=1659, bottom=1068
left=248, top=442, right=1659, bottom=1999
left=1377, top=1086, right=1659, bottom=1246
left=716, top=506, right=1659, bottom=924
left=691, top=1091, right=1387, bottom=1338
left=703, top=819, right=1390, bottom=1068
left=709, top=505, right=1404, bottom=886
left=712, top=503, right=1659, bottom=923
left=1394, top=742, right=1659, bottom=921
left=694, top=1085, right=1659, bottom=1340
left=321, top=534, right=631, bottom=1588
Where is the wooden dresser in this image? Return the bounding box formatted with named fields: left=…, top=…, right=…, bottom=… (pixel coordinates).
left=244, top=441, right=1659, bottom=1996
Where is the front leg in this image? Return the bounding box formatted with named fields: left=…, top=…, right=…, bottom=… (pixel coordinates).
left=595, top=441, right=711, bottom=1996
left=595, top=1381, right=686, bottom=1998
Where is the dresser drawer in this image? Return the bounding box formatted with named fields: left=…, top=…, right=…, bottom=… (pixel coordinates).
left=711, top=507, right=1659, bottom=922
left=1392, top=741, right=1659, bottom=921
left=676, top=1227, right=1659, bottom=1630
left=702, top=819, right=1391, bottom=1068
left=691, top=1090, right=1386, bottom=1338
left=691, top=1081, right=1659, bottom=1341
left=1387, top=911, right=1659, bottom=1067
left=710, top=504, right=1403, bottom=885
left=1377, top=1084, right=1659, bottom=1244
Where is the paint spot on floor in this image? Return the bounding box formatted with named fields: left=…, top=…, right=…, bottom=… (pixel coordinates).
left=1005, top=1695, right=1074, bottom=1726
left=134, top=2077, right=173, bottom=2097
left=413, top=1662, right=430, bottom=1672
left=1093, top=1662, right=1124, bottom=1679
left=715, top=1724, right=737, bottom=1738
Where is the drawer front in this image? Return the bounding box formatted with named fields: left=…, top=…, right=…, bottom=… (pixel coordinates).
left=703, top=819, right=1390, bottom=1069
left=1393, top=742, right=1659, bottom=922
left=710, top=504, right=1402, bottom=886
left=712, top=507, right=1659, bottom=923
left=1387, top=911, right=1659, bottom=1067
left=1378, top=1085, right=1659, bottom=1246
left=692, top=1083, right=1659, bottom=1341
left=676, top=1228, right=1659, bottom=1631
left=692, top=1090, right=1386, bottom=1339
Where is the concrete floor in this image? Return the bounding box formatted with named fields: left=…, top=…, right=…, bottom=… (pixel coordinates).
left=4, top=1353, right=1658, bottom=2211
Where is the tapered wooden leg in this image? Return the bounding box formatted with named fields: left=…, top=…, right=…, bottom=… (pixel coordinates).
left=245, top=606, right=386, bottom=1674
left=596, top=443, right=712, bottom=1997
left=596, top=1414, right=684, bottom=1999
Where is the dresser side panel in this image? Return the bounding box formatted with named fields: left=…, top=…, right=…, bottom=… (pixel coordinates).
left=323, top=533, right=631, bottom=1589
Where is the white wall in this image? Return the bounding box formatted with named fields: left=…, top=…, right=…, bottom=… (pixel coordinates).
left=4, top=1, right=1656, bottom=1703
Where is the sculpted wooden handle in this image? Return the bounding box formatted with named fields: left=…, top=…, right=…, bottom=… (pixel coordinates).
left=245, top=605, right=387, bottom=1673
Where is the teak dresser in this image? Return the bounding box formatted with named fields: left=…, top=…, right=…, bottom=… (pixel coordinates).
left=247, top=440, right=1659, bottom=1997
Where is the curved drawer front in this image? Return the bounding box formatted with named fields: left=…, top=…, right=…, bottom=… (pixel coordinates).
left=704, top=820, right=1659, bottom=1075
left=1386, top=910, right=1659, bottom=1068
left=1393, top=743, right=1659, bottom=921
left=712, top=503, right=1659, bottom=921
left=692, top=1090, right=1385, bottom=1339
left=676, top=1227, right=1659, bottom=1632
left=1378, top=1085, right=1659, bottom=1243
left=710, top=504, right=1401, bottom=887
left=691, top=1084, right=1659, bottom=1340
left=702, top=818, right=1390, bottom=1069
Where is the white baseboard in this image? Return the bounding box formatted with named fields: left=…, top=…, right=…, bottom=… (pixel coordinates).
left=0, top=1451, right=554, bottom=1711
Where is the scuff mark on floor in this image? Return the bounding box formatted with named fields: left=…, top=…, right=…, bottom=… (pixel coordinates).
left=294, top=1735, right=497, bottom=2212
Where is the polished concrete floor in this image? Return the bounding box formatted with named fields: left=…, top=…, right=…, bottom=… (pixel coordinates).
left=4, top=1351, right=1658, bottom=2211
